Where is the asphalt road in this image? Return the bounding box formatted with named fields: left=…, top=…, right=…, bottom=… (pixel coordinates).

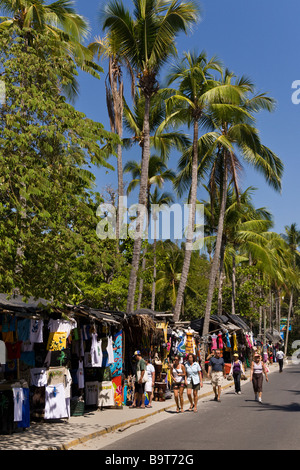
left=96, top=362, right=300, bottom=451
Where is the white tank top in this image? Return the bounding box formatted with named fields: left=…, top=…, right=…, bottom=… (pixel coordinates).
left=253, top=361, right=263, bottom=374
left=173, top=365, right=184, bottom=383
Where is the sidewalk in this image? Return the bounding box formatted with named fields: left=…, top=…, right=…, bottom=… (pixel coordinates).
left=0, top=363, right=281, bottom=450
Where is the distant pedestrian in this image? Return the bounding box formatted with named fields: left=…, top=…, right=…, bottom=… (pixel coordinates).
left=185, top=353, right=203, bottom=413
left=208, top=349, right=226, bottom=402
left=276, top=349, right=285, bottom=373
left=230, top=353, right=245, bottom=395
left=171, top=356, right=186, bottom=413
left=130, top=351, right=147, bottom=409
left=250, top=352, right=268, bottom=402
left=145, top=360, right=155, bottom=407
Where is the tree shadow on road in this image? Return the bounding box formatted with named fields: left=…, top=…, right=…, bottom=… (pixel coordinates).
left=243, top=399, right=300, bottom=413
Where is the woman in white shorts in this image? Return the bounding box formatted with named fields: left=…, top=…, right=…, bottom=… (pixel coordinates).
left=145, top=360, right=155, bottom=408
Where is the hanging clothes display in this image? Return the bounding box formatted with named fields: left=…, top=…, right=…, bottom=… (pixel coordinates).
left=185, top=329, right=195, bottom=355
left=77, top=360, right=84, bottom=389
left=211, top=333, right=218, bottom=350
left=17, top=387, right=30, bottom=429
left=12, top=387, right=24, bottom=422
left=107, top=336, right=114, bottom=365
left=217, top=333, right=224, bottom=350
left=0, top=340, right=6, bottom=365
left=245, top=333, right=252, bottom=349
left=225, top=331, right=231, bottom=348
left=29, top=319, right=44, bottom=344
left=44, top=383, right=68, bottom=420
left=98, top=381, right=115, bottom=408
left=232, top=333, right=238, bottom=352
left=90, top=334, right=103, bottom=367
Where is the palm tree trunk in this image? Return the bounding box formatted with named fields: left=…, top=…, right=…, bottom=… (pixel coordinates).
left=126, top=95, right=151, bottom=314
left=217, top=236, right=226, bottom=315
left=231, top=252, right=236, bottom=315
left=151, top=217, right=157, bottom=311
left=116, top=142, right=124, bottom=245
left=203, top=153, right=228, bottom=337
left=173, top=120, right=199, bottom=322
left=284, top=289, right=293, bottom=356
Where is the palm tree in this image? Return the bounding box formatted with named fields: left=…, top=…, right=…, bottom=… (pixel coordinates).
left=123, top=89, right=190, bottom=160
left=281, top=223, right=300, bottom=354
left=88, top=34, right=135, bottom=244
left=0, top=0, right=101, bottom=99
left=202, top=185, right=274, bottom=315
left=196, top=70, right=283, bottom=338
left=124, top=154, right=176, bottom=307
left=101, top=0, right=200, bottom=314
left=150, top=187, right=174, bottom=310
left=164, top=50, right=223, bottom=322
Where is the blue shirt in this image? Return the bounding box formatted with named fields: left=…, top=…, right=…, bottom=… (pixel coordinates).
left=185, top=362, right=201, bottom=385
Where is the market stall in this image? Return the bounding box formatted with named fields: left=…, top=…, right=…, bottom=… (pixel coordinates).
left=190, top=313, right=254, bottom=372
left=0, top=294, right=125, bottom=434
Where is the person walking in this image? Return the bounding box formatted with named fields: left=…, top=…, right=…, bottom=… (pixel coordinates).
left=185, top=353, right=203, bottom=412
left=250, top=352, right=268, bottom=403
left=171, top=356, right=186, bottom=413
left=145, top=359, right=155, bottom=407
left=276, top=349, right=285, bottom=373
left=229, top=353, right=245, bottom=395
left=130, top=351, right=147, bottom=409
left=208, top=349, right=226, bottom=402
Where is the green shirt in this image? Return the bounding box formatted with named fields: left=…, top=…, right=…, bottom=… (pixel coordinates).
left=136, top=358, right=146, bottom=373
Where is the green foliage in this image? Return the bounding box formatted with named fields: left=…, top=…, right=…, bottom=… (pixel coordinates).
left=0, top=28, right=118, bottom=303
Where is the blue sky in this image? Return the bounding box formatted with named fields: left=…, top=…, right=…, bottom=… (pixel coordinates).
left=73, top=0, right=300, bottom=236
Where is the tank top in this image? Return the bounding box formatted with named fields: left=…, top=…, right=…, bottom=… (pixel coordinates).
left=253, top=361, right=263, bottom=374
left=173, top=365, right=184, bottom=383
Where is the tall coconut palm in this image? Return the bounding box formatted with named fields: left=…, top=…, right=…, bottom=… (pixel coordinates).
left=164, top=50, right=223, bottom=322
left=149, top=187, right=174, bottom=310
left=102, top=0, right=200, bottom=314
left=124, top=154, right=176, bottom=307
left=281, top=223, right=300, bottom=354
left=0, top=0, right=101, bottom=99
left=88, top=34, right=135, bottom=244
left=201, top=185, right=274, bottom=315
left=194, top=70, right=283, bottom=338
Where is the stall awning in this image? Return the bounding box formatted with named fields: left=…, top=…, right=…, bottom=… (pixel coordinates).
left=0, top=293, right=50, bottom=315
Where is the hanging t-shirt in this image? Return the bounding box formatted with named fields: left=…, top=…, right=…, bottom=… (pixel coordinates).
left=44, top=384, right=68, bottom=420
left=46, top=332, right=67, bottom=351
left=85, top=381, right=99, bottom=406
left=30, top=368, right=48, bottom=387
left=48, top=319, right=77, bottom=338
left=17, top=319, right=30, bottom=342
left=12, top=387, right=24, bottom=422
left=98, top=381, right=115, bottom=408
left=107, top=336, right=114, bottom=364
left=30, top=319, right=44, bottom=343
left=77, top=360, right=85, bottom=389
left=91, top=334, right=103, bottom=367
left=0, top=340, right=6, bottom=365
left=6, top=341, right=22, bottom=360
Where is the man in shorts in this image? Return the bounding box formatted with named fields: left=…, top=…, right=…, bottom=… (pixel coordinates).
left=208, top=349, right=226, bottom=402
left=130, top=351, right=147, bottom=408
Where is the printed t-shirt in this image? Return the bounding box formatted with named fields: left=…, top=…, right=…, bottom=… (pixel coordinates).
left=46, top=332, right=67, bottom=351
left=13, top=387, right=24, bottom=422
left=44, top=383, right=68, bottom=420
left=30, top=320, right=44, bottom=343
